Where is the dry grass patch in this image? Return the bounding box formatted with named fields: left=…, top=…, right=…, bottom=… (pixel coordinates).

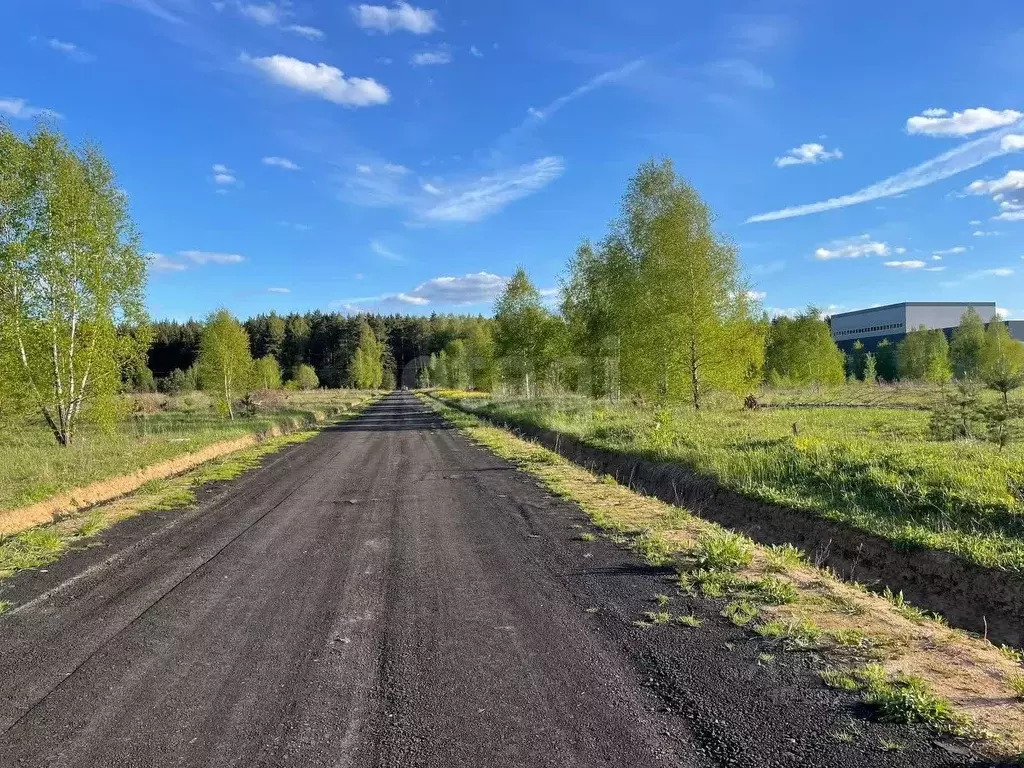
left=422, top=394, right=1024, bottom=759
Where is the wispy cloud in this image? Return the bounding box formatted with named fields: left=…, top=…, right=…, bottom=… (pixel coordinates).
left=774, top=142, right=842, bottom=168
left=148, top=250, right=245, bottom=271
left=410, top=48, right=452, bottom=66
left=706, top=59, right=774, bottom=89
left=339, top=156, right=565, bottom=223
left=350, top=2, right=438, bottom=34
left=285, top=24, right=325, bottom=39
left=267, top=287, right=291, bottom=294
left=46, top=39, right=95, bottom=63
left=525, top=57, right=647, bottom=124
left=370, top=240, right=405, bottom=262
left=0, top=97, right=62, bottom=120
left=748, top=123, right=1023, bottom=223
left=965, top=169, right=1024, bottom=221
left=242, top=53, right=389, bottom=107
left=109, top=0, right=188, bottom=24
left=263, top=156, right=301, bottom=170
left=422, top=157, right=565, bottom=222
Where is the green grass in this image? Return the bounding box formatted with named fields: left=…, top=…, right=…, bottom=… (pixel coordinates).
left=1009, top=675, right=1024, bottom=699
left=676, top=614, right=703, bottom=627
left=820, top=664, right=974, bottom=736
left=447, top=391, right=1024, bottom=572
left=0, top=389, right=371, bottom=513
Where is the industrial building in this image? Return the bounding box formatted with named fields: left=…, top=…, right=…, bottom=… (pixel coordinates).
left=829, top=302, right=1024, bottom=352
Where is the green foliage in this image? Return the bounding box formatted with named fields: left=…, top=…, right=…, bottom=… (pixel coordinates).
left=950, top=308, right=986, bottom=379
left=196, top=309, right=254, bottom=419
left=691, top=529, right=754, bottom=571
left=874, top=339, right=899, bottom=383
left=0, top=526, right=66, bottom=577
left=562, top=160, right=764, bottom=408
left=0, top=124, right=149, bottom=445
left=929, top=378, right=984, bottom=441
left=253, top=356, right=283, bottom=390
left=349, top=318, right=385, bottom=389
left=290, top=363, right=319, bottom=391
left=676, top=614, right=703, bottom=627
left=722, top=599, right=760, bottom=625
left=765, top=308, right=846, bottom=386
left=898, top=326, right=951, bottom=384
left=847, top=341, right=868, bottom=381
left=980, top=318, right=1024, bottom=402
left=494, top=267, right=559, bottom=396
left=863, top=353, right=877, bottom=385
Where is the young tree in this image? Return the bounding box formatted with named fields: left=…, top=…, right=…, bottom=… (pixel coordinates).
left=349, top=318, right=385, bottom=389
left=290, top=363, right=319, bottom=390
left=465, top=322, right=496, bottom=392
left=863, top=353, right=877, bottom=385
left=846, top=341, right=868, bottom=381
left=898, top=326, right=950, bottom=384
left=0, top=125, right=148, bottom=445
left=764, top=308, right=845, bottom=386
left=950, top=308, right=986, bottom=380
left=493, top=267, right=551, bottom=397
left=874, top=339, right=899, bottom=382
left=443, top=338, right=470, bottom=390
left=196, top=309, right=254, bottom=419
left=562, top=239, right=619, bottom=397
left=254, top=355, right=283, bottom=389
left=613, top=160, right=763, bottom=407
left=979, top=319, right=1024, bottom=407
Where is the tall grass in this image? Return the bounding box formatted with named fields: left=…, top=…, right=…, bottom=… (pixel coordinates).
left=0, top=389, right=370, bottom=512
left=452, top=392, right=1024, bottom=571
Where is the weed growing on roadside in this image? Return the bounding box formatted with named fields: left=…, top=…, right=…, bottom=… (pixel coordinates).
left=750, top=575, right=798, bottom=605
left=654, top=594, right=671, bottom=607
left=643, top=611, right=672, bottom=625
left=758, top=653, right=775, bottom=665
left=764, top=543, right=807, bottom=572
left=755, top=618, right=825, bottom=650
left=820, top=669, right=860, bottom=692
left=1000, top=645, right=1024, bottom=665
left=577, top=532, right=596, bottom=542
left=676, top=614, right=702, bottom=627
left=0, top=600, right=11, bottom=615
left=1009, top=675, right=1024, bottom=699
left=692, top=530, right=754, bottom=571
left=76, top=513, right=107, bottom=538
left=722, top=600, right=760, bottom=626
left=0, top=527, right=66, bottom=577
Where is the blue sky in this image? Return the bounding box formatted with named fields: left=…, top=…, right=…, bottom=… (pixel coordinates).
left=3, top=0, right=1024, bottom=321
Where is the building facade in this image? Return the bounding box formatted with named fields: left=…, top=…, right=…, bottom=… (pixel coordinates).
left=829, top=302, right=1023, bottom=352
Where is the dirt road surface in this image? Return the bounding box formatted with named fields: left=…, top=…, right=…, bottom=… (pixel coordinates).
left=0, top=393, right=977, bottom=767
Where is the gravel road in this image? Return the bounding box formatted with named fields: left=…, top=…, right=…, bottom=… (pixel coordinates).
left=0, top=393, right=979, bottom=767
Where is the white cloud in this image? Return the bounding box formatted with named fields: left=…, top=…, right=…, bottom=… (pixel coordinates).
left=965, top=169, right=1024, bottom=199
left=350, top=2, right=438, bottom=34
left=979, top=267, right=1014, bottom=277
left=775, top=143, right=842, bottom=168
left=286, top=24, right=325, bottom=39
left=470, top=45, right=483, bottom=58
left=46, top=38, right=94, bottom=62
left=906, top=107, right=1022, bottom=137
left=747, top=123, right=1023, bottom=223
left=263, top=156, right=301, bottom=170
left=267, top=287, right=290, bottom=294
left=883, top=260, right=927, bottom=269
left=241, top=53, right=390, bottom=107
left=148, top=253, right=187, bottom=272
left=383, top=163, right=409, bottom=174
left=996, top=307, right=1016, bottom=319
left=973, top=230, right=1001, bottom=237
left=421, top=182, right=442, bottom=195
left=969, top=219, right=982, bottom=225
left=405, top=272, right=506, bottom=304
left=934, top=246, right=967, bottom=255
left=422, top=156, right=565, bottom=222
left=813, top=234, right=890, bottom=260
left=238, top=2, right=282, bottom=25
left=113, top=0, right=186, bottom=24
left=893, top=247, right=907, bottom=255
left=1002, top=134, right=1024, bottom=151
left=212, top=164, right=237, bottom=185
left=746, top=290, right=767, bottom=301
left=410, top=49, right=451, bottom=66
left=356, top=164, right=372, bottom=174
left=370, top=240, right=404, bottom=261
left=180, top=250, right=245, bottom=265
left=0, top=97, right=62, bottom=120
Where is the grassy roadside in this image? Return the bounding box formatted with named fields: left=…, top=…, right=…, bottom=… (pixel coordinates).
left=437, top=391, right=1024, bottom=574
left=0, top=389, right=374, bottom=514
left=421, top=394, right=1024, bottom=760
left=0, top=395, right=376, bottom=606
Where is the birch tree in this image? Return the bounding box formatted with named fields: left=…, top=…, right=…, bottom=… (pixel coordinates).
left=0, top=125, right=148, bottom=444
left=196, top=309, right=253, bottom=419
left=350, top=318, right=385, bottom=389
